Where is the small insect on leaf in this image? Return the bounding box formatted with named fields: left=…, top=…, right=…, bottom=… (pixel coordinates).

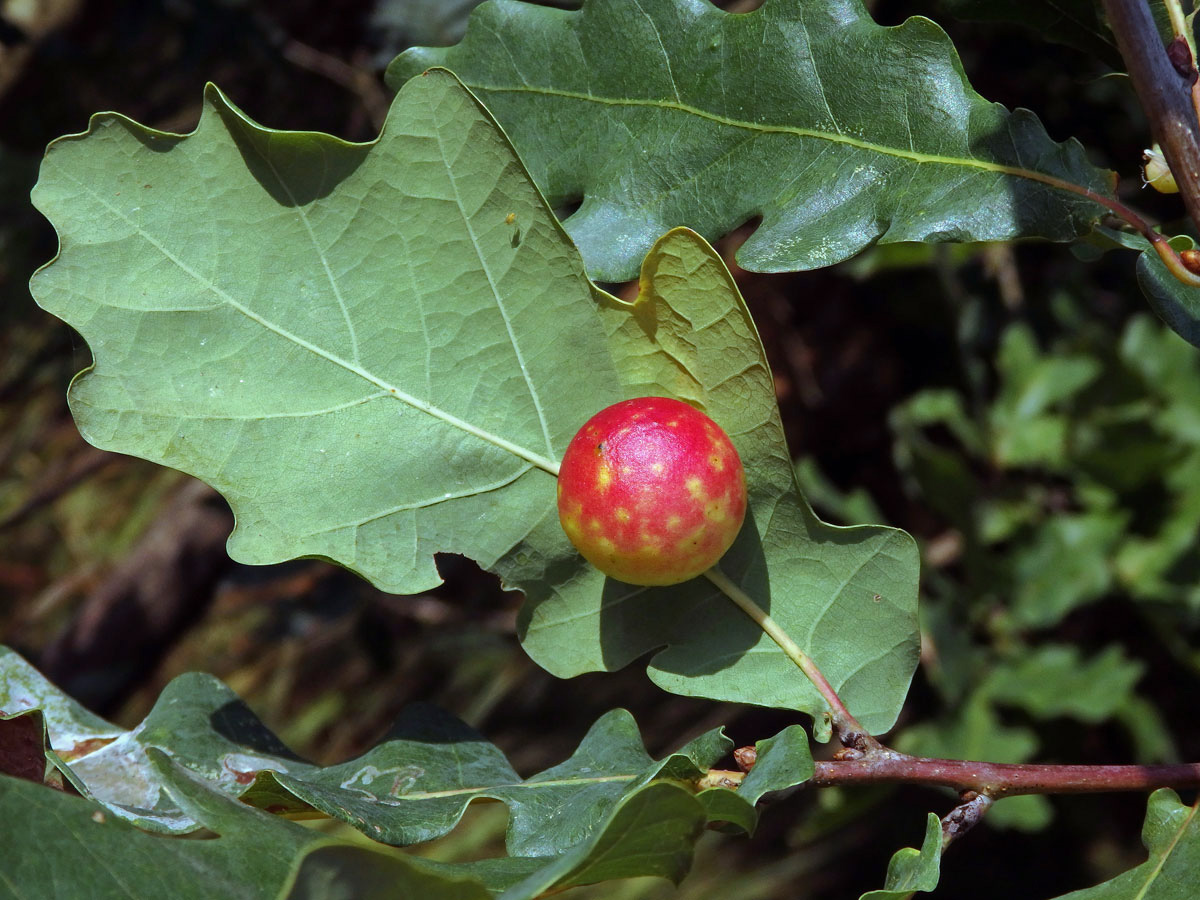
left=505, top=212, right=516, bottom=225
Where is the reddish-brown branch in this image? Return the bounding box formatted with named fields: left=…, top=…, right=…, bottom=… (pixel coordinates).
left=1103, top=0, right=1200, bottom=236
left=810, top=755, right=1200, bottom=798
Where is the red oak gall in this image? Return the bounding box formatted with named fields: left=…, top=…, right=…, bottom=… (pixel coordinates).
left=556, top=397, right=747, bottom=586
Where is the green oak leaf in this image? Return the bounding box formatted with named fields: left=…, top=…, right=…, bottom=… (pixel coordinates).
left=737, top=724, right=814, bottom=806
left=497, top=781, right=707, bottom=898
left=31, top=68, right=919, bottom=726
left=1, top=648, right=812, bottom=854
left=0, top=648, right=820, bottom=896
left=404, top=779, right=717, bottom=897
left=0, top=751, right=489, bottom=900
left=1050, top=789, right=1200, bottom=899
left=252, top=705, right=728, bottom=854
left=509, top=229, right=921, bottom=734
left=389, top=0, right=1115, bottom=281
left=31, top=69, right=625, bottom=599
left=860, top=812, right=943, bottom=899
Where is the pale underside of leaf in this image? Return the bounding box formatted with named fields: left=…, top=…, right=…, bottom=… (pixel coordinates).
left=30, top=69, right=919, bottom=730
left=30, top=71, right=625, bottom=596
left=508, top=228, right=920, bottom=734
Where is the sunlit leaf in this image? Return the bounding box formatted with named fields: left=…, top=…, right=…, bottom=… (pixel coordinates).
left=508, top=228, right=920, bottom=732
left=31, top=70, right=624, bottom=599
left=31, top=72, right=920, bottom=727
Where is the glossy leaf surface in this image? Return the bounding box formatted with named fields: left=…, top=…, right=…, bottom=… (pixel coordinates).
left=0, top=647, right=811, bottom=845
left=391, top=0, right=1114, bottom=281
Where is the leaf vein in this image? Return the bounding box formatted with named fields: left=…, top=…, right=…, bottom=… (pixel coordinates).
left=64, top=169, right=561, bottom=475
left=312, top=464, right=533, bottom=534
left=259, top=144, right=362, bottom=365
left=463, top=82, right=1092, bottom=191
left=430, top=95, right=558, bottom=463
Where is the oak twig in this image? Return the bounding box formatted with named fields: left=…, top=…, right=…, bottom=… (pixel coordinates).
left=1104, top=0, right=1200, bottom=236
left=712, top=757, right=1200, bottom=798
left=1162, top=0, right=1200, bottom=147
left=809, top=756, right=1200, bottom=797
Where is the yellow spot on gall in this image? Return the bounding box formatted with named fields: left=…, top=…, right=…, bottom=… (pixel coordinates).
left=651, top=462, right=665, bottom=475
left=709, top=454, right=724, bottom=471
left=677, top=526, right=707, bottom=552
left=596, top=466, right=613, bottom=491
left=686, top=477, right=706, bottom=501
left=615, top=508, right=631, bottom=523
left=666, top=515, right=682, bottom=529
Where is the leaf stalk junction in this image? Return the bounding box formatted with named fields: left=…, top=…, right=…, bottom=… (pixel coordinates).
left=699, top=568, right=1200, bottom=849
left=1104, top=0, right=1200, bottom=284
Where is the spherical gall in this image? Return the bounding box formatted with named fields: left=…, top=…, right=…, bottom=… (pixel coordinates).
left=556, top=396, right=747, bottom=586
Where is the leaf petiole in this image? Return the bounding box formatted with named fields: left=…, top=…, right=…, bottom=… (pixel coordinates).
left=702, top=566, right=880, bottom=751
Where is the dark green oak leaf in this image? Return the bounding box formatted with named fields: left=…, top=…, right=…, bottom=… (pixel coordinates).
left=390, top=0, right=1114, bottom=281
left=0, top=648, right=812, bottom=855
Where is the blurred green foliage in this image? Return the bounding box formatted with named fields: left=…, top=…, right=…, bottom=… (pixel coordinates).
left=798, top=249, right=1200, bottom=840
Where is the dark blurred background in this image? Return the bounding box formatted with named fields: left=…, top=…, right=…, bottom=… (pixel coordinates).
left=2, top=1, right=1197, bottom=897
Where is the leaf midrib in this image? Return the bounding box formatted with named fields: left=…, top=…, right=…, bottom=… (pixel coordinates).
left=462, top=81, right=1088, bottom=192
left=289, top=771, right=641, bottom=802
